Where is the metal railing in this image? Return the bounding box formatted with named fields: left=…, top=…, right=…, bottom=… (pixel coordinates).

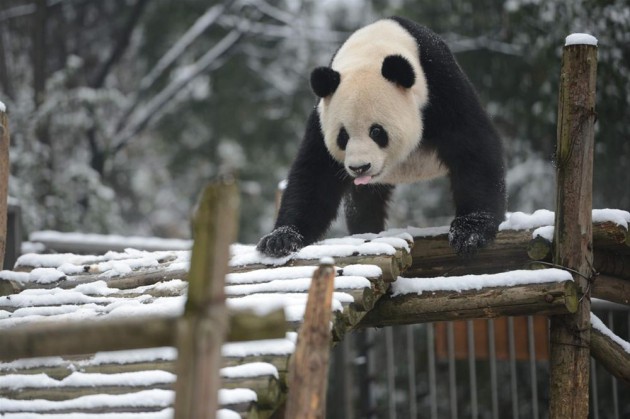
left=328, top=302, right=629, bottom=418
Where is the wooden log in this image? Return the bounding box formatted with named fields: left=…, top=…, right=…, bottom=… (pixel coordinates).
left=407, top=229, right=536, bottom=278
left=549, top=37, right=597, bottom=419
left=590, top=324, right=630, bottom=386
left=0, top=354, right=292, bottom=381
left=0, top=108, right=9, bottom=269
left=357, top=280, right=578, bottom=328
left=284, top=261, right=335, bottom=419
left=591, top=274, right=630, bottom=306
left=0, top=309, right=286, bottom=361
left=173, top=179, right=239, bottom=419
left=0, top=316, right=177, bottom=362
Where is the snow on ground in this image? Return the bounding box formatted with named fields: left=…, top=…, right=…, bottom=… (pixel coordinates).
left=0, top=100, right=5, bottom=112
left=392, top=269, right=572, bottom=296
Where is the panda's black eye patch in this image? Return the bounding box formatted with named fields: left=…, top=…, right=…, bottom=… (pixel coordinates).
left=337, top=127, right=349, bottom=150
left=369, top=124, right=388, bottom=148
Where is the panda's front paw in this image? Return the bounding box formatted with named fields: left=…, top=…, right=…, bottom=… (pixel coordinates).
left=448, top=212, right=500, bottom=255
left=256, top=226, right=304, bottom=258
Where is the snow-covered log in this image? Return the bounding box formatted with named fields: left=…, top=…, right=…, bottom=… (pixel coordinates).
left=590, top=314, right=630, bottom=385
left=358, top=270, right=577, bottom=327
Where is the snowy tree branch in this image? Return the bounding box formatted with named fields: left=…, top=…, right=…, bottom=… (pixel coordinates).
left=445, top=33, right=524, bottom=56
left=138, top=0, right=235, bottom=92
left=112, top=29, right=243, bottom=154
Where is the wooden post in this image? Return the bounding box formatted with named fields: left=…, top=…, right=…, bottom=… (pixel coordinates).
left=173, top=179, right=239, bottom=419
left=285, top=259, right=336, bottom=419
left=0, top=106, right=9, bottom=269
left=549, top=34, right=598, bottom=419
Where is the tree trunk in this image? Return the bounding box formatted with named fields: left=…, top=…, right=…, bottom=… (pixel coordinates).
left=548, top=38, right=597, bottom=419
left=0, top=109, right=9, bottom=269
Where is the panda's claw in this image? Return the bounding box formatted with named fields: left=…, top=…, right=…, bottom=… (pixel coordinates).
left=256, top=226, right=304, bottom=258
left=448, top=212, right=499, bottom=255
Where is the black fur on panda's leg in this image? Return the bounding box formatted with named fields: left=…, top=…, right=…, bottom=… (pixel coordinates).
left=445, top=138, right=506, bottom=255
left=257, top=109, right=351, bottom=258
left=344, top=184, right=394, bottom=234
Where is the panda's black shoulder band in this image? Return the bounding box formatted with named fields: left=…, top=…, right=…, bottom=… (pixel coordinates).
left=310, top=67, right=341, bottom=98
left=381, top=54, right=415, bottom=88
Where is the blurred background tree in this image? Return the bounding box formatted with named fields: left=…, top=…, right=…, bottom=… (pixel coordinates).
left=0, top=0, right=627, bottom=243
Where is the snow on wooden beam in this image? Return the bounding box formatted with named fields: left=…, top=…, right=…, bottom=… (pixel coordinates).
left=590, top=313, right=630, bottom=385
left=405, top=221, right=629, bottom=279
left=358, top=270, right=577, bottom=328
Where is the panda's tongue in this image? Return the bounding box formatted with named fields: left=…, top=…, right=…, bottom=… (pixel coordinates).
left=353, top=175, right=372, bottom=185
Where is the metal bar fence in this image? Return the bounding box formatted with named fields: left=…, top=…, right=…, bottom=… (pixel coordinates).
left=327, top=303, right=629, bottom=418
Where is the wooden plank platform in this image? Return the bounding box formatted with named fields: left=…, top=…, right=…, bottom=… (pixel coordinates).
left=1, top=210, right=629, bottom=418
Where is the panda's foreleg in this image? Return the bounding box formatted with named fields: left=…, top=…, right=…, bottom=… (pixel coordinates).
left=445, top=144, right=506, bottom=255
left=257, top=109, right=350, bottom=257
left=344, top=184, right=394, bottom=234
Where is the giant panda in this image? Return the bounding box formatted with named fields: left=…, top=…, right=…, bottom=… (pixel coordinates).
left=257, top=16, right=506, bottom=258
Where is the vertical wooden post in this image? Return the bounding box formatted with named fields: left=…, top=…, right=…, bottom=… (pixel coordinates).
left=285, top=259, right=336, bottom=419
left=0, top=106, right=10, bottom=269
left=174, top=178, right=239, bottom=419
left=549, top=34, right=598, bottom=419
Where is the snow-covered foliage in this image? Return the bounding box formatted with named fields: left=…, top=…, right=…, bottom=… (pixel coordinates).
left=1, top=0, right=628, bottom=243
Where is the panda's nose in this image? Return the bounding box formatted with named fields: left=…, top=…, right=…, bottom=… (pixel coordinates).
left=349, top=163, right=371, bottom=175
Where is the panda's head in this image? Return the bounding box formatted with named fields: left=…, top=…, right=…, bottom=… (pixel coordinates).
left=312, top=54, right=428, bottom=185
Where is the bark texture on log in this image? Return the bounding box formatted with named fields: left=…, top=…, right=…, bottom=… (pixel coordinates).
left=549, top=41, right=597, bottom=419
left=358, top=280, right=577, bottom=328
left=0, top=110, right=9, bottom=269
left=285, top=261, right=336, bottom=419
left=173, top=180, right=239, bottom=419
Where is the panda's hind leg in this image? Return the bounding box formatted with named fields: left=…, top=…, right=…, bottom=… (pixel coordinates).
left=344, top=184, right=394, bottom=234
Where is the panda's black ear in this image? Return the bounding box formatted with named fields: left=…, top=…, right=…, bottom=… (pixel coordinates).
left=382, top=55, right=415, bottom=88
left=310, top=67, right=341, bottom=98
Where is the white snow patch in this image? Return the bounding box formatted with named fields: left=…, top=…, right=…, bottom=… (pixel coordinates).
left=532, top=225, right=555, bottom=241
left=225, top=276, right=370, bottom=296
left=220, top=362, right=279, bottom=379
left=387, top=226, right=450, bottom=238
left=500, top=209, right=555, bottom=231
left=0, top=100, right=5, bottom=112
left=590, top=313, right=630, bottom=354
left=392, top=269, right=572, bottom=296
left=0, top=389, right=173, bottom=412
left=319, top=256, right=335, bottom=265
left=0, top=409, right=174, bottom=418
left=592, top=209, right=630, bottom=229
left=341, top=264, right=382, bottom=278
left=227, top=266, right=318, bottom=285
left=218, top=388, right=257, bottom=404
left=222, top=338, right=295, bottom=358
left=565, top=33, right=598, bottom=46
left=0, top=370, right=175, bottom=389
